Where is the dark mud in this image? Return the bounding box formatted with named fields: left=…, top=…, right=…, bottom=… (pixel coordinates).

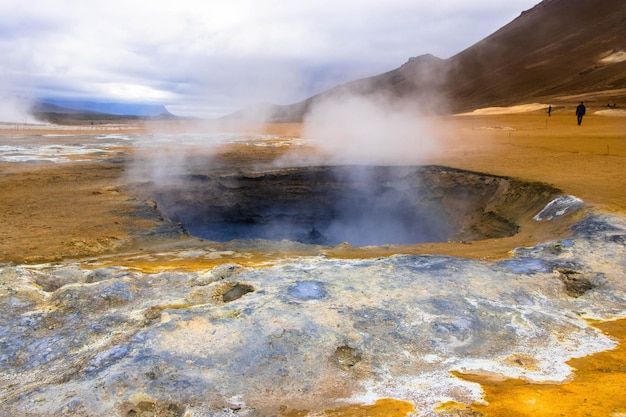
left=126, top=165, right=561, bottom=246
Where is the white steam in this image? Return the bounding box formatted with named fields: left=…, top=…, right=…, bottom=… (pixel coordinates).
left=125, top=88, right=449, bottom=246
left=0, top=94, right=38, bottom=124
left=302, top=93, right=440, bottom=165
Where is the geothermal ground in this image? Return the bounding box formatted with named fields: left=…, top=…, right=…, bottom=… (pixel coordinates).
left=1, top=108, right=625, bottom=416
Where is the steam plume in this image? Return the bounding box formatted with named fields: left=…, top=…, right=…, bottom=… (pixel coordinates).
left=0, top=94, right=38, bottom=124
left=302, top=92, right=441, bottom=165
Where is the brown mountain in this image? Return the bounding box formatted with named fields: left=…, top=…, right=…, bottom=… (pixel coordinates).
left=259, top=0, right=626, bottom=122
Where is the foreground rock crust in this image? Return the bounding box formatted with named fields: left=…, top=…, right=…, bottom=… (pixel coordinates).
left=1, top=213, right=625, bottom=416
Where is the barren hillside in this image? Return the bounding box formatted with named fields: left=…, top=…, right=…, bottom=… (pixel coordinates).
left=262, top=0, right=626, bottom=121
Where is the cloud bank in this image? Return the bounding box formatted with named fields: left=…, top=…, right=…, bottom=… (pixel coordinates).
left=0, top=0, right=539, bottom=117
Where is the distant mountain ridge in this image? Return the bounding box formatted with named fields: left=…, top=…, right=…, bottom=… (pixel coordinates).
left=32, top=99, right=172, bottom=117
left=242, top=0, right=626, bottom=122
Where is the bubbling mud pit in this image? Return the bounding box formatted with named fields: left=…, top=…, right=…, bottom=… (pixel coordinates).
left=127, top=165, right=561, bottom=247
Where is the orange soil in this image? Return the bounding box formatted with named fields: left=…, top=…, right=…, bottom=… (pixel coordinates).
left=281, top=319, right=626, bottom=417
left=283, top=398, right=415, bottom=417
left=455, top=319, right=626, bottom=417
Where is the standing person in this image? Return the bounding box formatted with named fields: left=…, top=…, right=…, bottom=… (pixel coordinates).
left=576, top=101, right=586, bottom=125
left=548, top=105, right=552, bottom=116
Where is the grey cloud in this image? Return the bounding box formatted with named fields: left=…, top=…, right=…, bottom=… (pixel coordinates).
left=0, top=0, right=540, bottom=117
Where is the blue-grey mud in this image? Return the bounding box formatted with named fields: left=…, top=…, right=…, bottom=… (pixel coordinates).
left=1, top=119, right=625, bottom=416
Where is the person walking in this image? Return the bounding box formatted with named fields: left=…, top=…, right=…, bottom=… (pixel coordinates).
left=576, top=101, right=586, bottom=125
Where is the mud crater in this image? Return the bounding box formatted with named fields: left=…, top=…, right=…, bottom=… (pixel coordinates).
left=128, top=166, right=560, bottom=246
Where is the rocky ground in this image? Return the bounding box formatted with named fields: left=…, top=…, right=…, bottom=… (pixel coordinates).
left=1, top=110, right=625, bottom=416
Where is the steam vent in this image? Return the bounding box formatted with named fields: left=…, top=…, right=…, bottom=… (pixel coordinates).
left=128, top=165, right=560, bottom=246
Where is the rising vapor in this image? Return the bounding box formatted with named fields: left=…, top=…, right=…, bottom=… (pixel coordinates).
left=302, top=92, right=442, bottom=165
left=0, top=94, right=38, bottom=124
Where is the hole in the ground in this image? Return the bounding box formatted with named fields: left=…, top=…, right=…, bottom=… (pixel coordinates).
left=214, top=282, right=255, bottom=302
left=128, top=165, right=561, bottom=246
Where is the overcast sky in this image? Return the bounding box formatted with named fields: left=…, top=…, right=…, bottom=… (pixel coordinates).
left=1, top=0, right=540, bottom=117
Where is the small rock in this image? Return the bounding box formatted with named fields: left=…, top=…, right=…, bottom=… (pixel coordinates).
left=333, top=345, right=362, bottom=369
left=556, top=268, right=595, bottom=297
left=213, top=281, right=255, bottom=302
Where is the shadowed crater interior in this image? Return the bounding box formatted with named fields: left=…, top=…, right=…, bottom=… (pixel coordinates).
left=128, top=165, right=560, bottom=246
